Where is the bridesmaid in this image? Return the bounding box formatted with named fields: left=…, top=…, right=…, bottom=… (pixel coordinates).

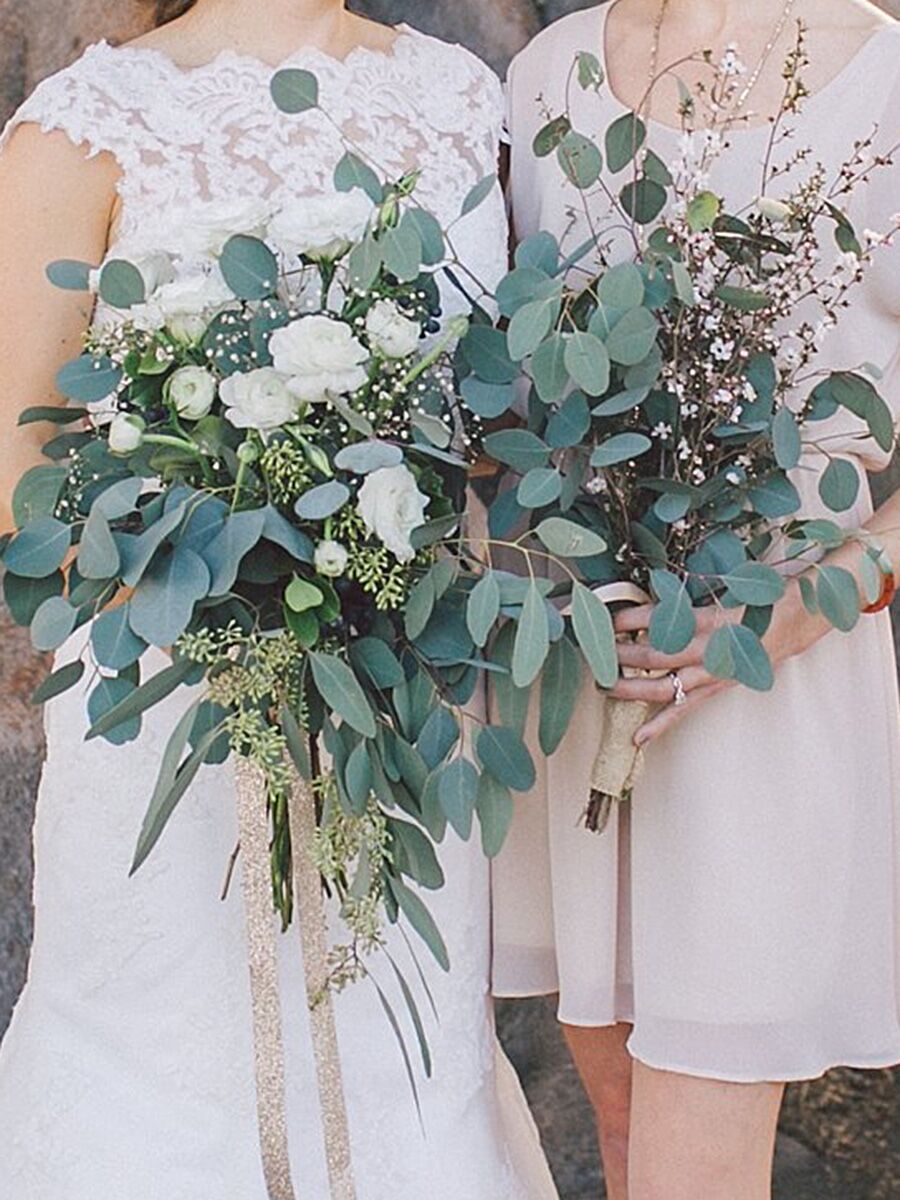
left=496, top=1, right=900, bottom=1197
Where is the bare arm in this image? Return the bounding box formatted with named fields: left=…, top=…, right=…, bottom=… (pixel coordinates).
left=0, top=125, right=119, bottom=531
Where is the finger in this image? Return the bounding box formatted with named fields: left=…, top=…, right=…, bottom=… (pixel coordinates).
left=613, top=605, right=654, bottom=634
left=608, top=665, right=712, bottom=703
left=634, top=680, right=730, bottom=746
left=616, top=635, right=706, bottom=672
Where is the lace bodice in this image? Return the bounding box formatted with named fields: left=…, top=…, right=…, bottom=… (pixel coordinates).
left=1, top=26, right=508, bottom=299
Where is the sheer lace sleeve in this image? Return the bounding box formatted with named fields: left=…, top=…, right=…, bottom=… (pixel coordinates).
left=0, top=43, right=149, bottom=175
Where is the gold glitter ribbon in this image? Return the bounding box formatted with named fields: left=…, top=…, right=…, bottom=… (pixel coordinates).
left=235, top=758, right=357, bottom=1200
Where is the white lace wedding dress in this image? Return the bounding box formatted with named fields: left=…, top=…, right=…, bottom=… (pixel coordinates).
left=0, top=27, right=557, bottom=1200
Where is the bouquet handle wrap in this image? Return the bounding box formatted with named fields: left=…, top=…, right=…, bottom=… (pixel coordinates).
left=568, top=583, right=657, bottom=834
left=234, top=758, right=357, bottom=1200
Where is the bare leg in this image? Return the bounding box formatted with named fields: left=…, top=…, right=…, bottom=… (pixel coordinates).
left=563, top=1023, right=633, bottom=1200
left=629, top=1060, right=784, bottom=1200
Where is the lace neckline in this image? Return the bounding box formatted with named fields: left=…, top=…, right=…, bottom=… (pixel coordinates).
left=90, top=23, right=418, bottom=80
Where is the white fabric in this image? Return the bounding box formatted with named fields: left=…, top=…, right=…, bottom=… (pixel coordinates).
left=495, top=7, right=900, bottom=1083
left=0, top=31, right=557, bottom=1199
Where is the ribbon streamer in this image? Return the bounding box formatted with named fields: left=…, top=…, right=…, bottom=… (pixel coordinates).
left=287, top=770, right=357, bottom=1200
left=235, top=757, right=357, bottom=1200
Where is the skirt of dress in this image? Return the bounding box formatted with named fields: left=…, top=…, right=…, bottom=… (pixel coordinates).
left=0, top=642, right=558, bottom=1200
left=492, top=466, right=900, bottom=1084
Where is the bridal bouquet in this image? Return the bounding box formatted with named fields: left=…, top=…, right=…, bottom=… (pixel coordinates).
left=1, top=69, right=569, bottom=1012
left=466, top=31, right=898, bottom=826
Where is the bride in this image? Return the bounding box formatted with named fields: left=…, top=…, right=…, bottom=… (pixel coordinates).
left=0, top=2, right=557, bottom=1197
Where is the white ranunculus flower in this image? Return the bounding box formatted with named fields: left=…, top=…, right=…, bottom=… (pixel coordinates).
left=756, top=196, right=792, bottom=223
left=166, top=366, right=217, bottom=421
left=179, top=198, right=272, bottom=257
left=220, top=368, right=301, bottom=433
left=269, top=315, right=369, bottom=404
left=357, top=464, right=430, bottom=564
left=268, top=191, right=373, bottom=261
left=108, top=413, right=145, bottom=455
left=365, top=299, right=421, bottom=359
left=314, top=540, right=350, bottom=578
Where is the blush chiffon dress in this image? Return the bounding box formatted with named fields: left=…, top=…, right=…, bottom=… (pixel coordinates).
left=494, top=5, right=900, bottom=1084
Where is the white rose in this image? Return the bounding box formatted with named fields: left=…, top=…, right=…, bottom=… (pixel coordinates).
left=179, top=198, right=272, bottom=257
left=269, top=315, right=369, bottom=404
left=157, top=270, right=235, bottom=343
left=108, top=413, right=145, bottom=455
left=268, top=191, right=373, bottom=261
left=357, top=464, right=429, bottom=564
left=220, top=368, right=300, bottom=433
left=166, top=366, right=217, bottom=420
left=756, top=196, right=792, bottom=223
left=365, top=299, right=421, bottom=359
left=314, top=540, right=350, bottom=578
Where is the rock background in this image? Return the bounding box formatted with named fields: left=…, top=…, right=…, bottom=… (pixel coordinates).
left=0, top=2, right=898, bottom=1197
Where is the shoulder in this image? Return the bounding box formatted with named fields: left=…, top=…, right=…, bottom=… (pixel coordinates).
left=508, top=7, right=600, bottom=84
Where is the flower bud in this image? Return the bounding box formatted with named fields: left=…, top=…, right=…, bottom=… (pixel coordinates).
left=756, top=196, right=792, bottom=223
left=165, top=366, right=217, bottom=420
left=314, top=540, right=350, bottom=578
left=108, top=413, right=145, bottom=455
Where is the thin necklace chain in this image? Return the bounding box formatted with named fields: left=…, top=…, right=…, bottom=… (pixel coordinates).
left=648, top=0, right=797, bottom=120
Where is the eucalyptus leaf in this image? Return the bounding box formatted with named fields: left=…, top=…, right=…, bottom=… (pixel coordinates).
left=539, top=635, right=582, bottom=755
left=818, top=458, right=860, bottom=514
left=648, top=570, right=696, bottom=655
left=4, top=570, right=64, bottom=626
left=98, top=260, right=146, bottom=309
left=531, top=333, right=570, bottom=403
left=86, top=656, right=198, bottom=740
left=535, top=517, right=607, bottom=558
left=295, top=480, right=350, bottom=520
left=46, top=259, right=93, bottom=291
left=605, top=307, right=658, bottom=367
left=310, top=651, right=376, bottom=737
left=56, top=354, right=122, bottom=403
left=512, top=582, right=550, bottom=687
left=31, top=596, right=78, bottom=653
left=482, top=429, right=549, bottom=473
left=477, top=725, right=536, bottom=793
left=220, top=235, right=278, bottom=301
left=12, top=466, right=67, bottom=526
left=816, top=565, right=860, bottom=632
left=3, top=517, right=71, bottom=579
left=333, top=150, right=382, bottom=203
left=517, top=467, right=562, bottom=510
left=91, top=604, right=147, bottom=670
left=129, top=546, right=210, bottom=647
left=78, top=509, right=120, bottom=580
left=417, top=706, right=460, bottom=770
left=195, top=507, right=264, bottom=594
left=605, top=112, right=647, bottom=173
left=571, top=582, right=617, bottom=688
left=565, top=331, right=610, bottom=396
left=620, top=178, right=667, bottom=225
left=557, top=130, right=603, bottom=189
left=721, top=562, right=786, bottom=607
left=591, top=433, right=652, bottom=468
left=475, top=773, right=514, bottom=859
left=436, top=757, right=478, bottom=839
left=461, top=173, right=498, bottom=217
left=270, top=67, right=319, bottom=113
left=31, top=659, right=85, bottom=705
left=87, top=677, right=141, bottom=746
left=467, top=572, right=501, bottom=649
